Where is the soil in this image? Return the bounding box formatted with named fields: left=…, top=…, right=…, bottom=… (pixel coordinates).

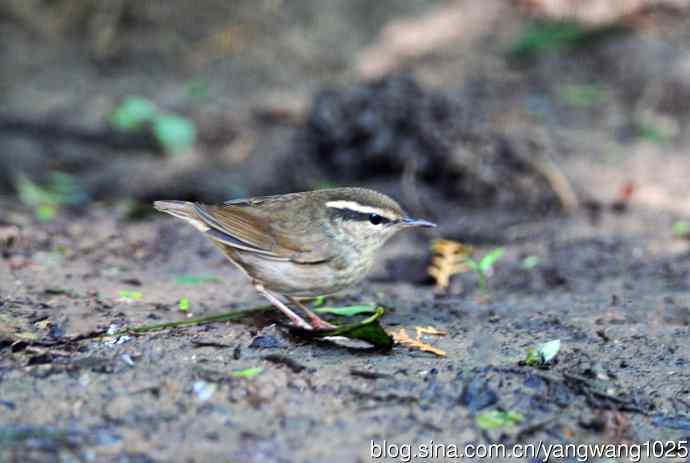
left=2, top=1, right=690, bottom=462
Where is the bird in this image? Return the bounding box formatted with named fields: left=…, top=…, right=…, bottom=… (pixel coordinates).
left=154, top=187, right=435, bottom=331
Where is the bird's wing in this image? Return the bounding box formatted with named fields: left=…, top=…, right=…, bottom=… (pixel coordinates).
left=193, top=202, right=335, bottom=264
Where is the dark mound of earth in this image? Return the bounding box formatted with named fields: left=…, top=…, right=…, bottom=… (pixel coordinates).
left=290, top=73, right=562, bottom=211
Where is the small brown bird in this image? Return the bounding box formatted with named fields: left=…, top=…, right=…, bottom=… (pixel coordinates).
left=154, top=188, right=435, bottom=330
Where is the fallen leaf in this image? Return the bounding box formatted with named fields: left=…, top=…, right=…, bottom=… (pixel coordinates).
left=524, top=339, right=561, bottom=366
left=428, top=239, right=472, bottom=291
left=230, top=367, right=263, bottom=378
left=302, top=307, right=394, bottom=349
left=476, top=410, right=524, bottom=430
left=391, top=328, right=446, bottom=357
left=117, top=290, right=142, bottom=301
left=314, top=305, right=377, bottom=316
left=415, top=326, right=448, bottom=338
left=477, top=248, right=505, bottom=273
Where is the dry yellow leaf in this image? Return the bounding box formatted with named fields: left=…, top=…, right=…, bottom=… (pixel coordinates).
left=415, top=326, right=447, bottom=338
left=428, top=239, right=472, bottom=291
left=391, top=327, right=446, bottom=357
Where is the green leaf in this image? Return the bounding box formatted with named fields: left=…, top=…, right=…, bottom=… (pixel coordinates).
left=525, top=348, right=541, bottom=366
left=179, top=297, right=190, bottom=312
left=525, top=339, right=561, bottom=366
left=509, top=21, right=586, bottom=59
left=151, top=114, right=196, bottom=155
left=312, top=295, right=326, bottom=307
left=36, top=205, right=56, bottom=222
left=174, top=275, right=221, bottom=285
left=109, top=97, right=158, bottom=131
left=118, top=290, right=142, bottom=301
left=300, top=307, right=394, bottom=349
left=521, top=255, right=540, bottom=269
left=16, top=172, right=85, bottom=208
left=230, top=367, right=263, bottom=378
left=476, top=410, right=524, bottom=430
left=314, top=305, right=377, bottom=316
left=508, top=21, right=622, bottom=61
left=638, top=124, right=668, bottom=144
left=16, top=175, right=50, bottom=207
left=672, top=221, right=689, bottom=238
left=479, top=248, right=505, bottom=272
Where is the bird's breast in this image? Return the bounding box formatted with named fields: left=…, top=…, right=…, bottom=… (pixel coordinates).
left=224, top=247, right=373, bottom=297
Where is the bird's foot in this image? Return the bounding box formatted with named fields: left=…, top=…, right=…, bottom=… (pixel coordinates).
left=305, top=313, right=337, bottom=331
left=289, top=296, right=337, bottom=331
left=255, top=285, right=313, bottom=330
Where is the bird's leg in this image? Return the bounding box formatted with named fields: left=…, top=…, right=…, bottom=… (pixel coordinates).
left=254, top=284, right=312, bottom=330
left=289, top=296, right=337, bottom=331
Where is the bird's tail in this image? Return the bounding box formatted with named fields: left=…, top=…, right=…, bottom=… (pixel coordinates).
left=153, top=200, right=195, bottom=219
left=153, top=200, right=210, bottom=231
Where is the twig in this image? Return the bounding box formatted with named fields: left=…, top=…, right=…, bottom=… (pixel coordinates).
left=349, top=388, right=418, bottom=404
left=350, top=368, right=394, bottom=380
left=16, top=304, right=275, bottom=348
left=123, top=304, right=274, bottom=334
left=263, top=354, right=309, bottom=373
left=191, top=339, right=234, bottom=348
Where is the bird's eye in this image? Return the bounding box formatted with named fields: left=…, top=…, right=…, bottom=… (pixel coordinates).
left=368, top=213, right=383, bottom=225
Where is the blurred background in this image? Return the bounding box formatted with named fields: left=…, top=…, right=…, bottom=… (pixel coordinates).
left=2, top=0, right=689, bottom=236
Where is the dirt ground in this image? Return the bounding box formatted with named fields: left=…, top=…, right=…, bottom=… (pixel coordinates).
left=3, top=150, right=690, bottom=462
left=2, top=1, right=690, bottom=462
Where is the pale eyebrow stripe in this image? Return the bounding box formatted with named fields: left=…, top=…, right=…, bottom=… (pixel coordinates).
left=325, top=200, right=392, bottom=219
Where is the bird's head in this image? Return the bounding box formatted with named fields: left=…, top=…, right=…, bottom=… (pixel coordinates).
left=318, top=188, right=435, bottom=253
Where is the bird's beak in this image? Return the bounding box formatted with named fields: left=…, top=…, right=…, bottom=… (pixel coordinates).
left=401, top=217, right=436, bottom=228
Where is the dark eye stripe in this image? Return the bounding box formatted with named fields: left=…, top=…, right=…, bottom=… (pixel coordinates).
left=329, top=208, right=392, bottom=224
